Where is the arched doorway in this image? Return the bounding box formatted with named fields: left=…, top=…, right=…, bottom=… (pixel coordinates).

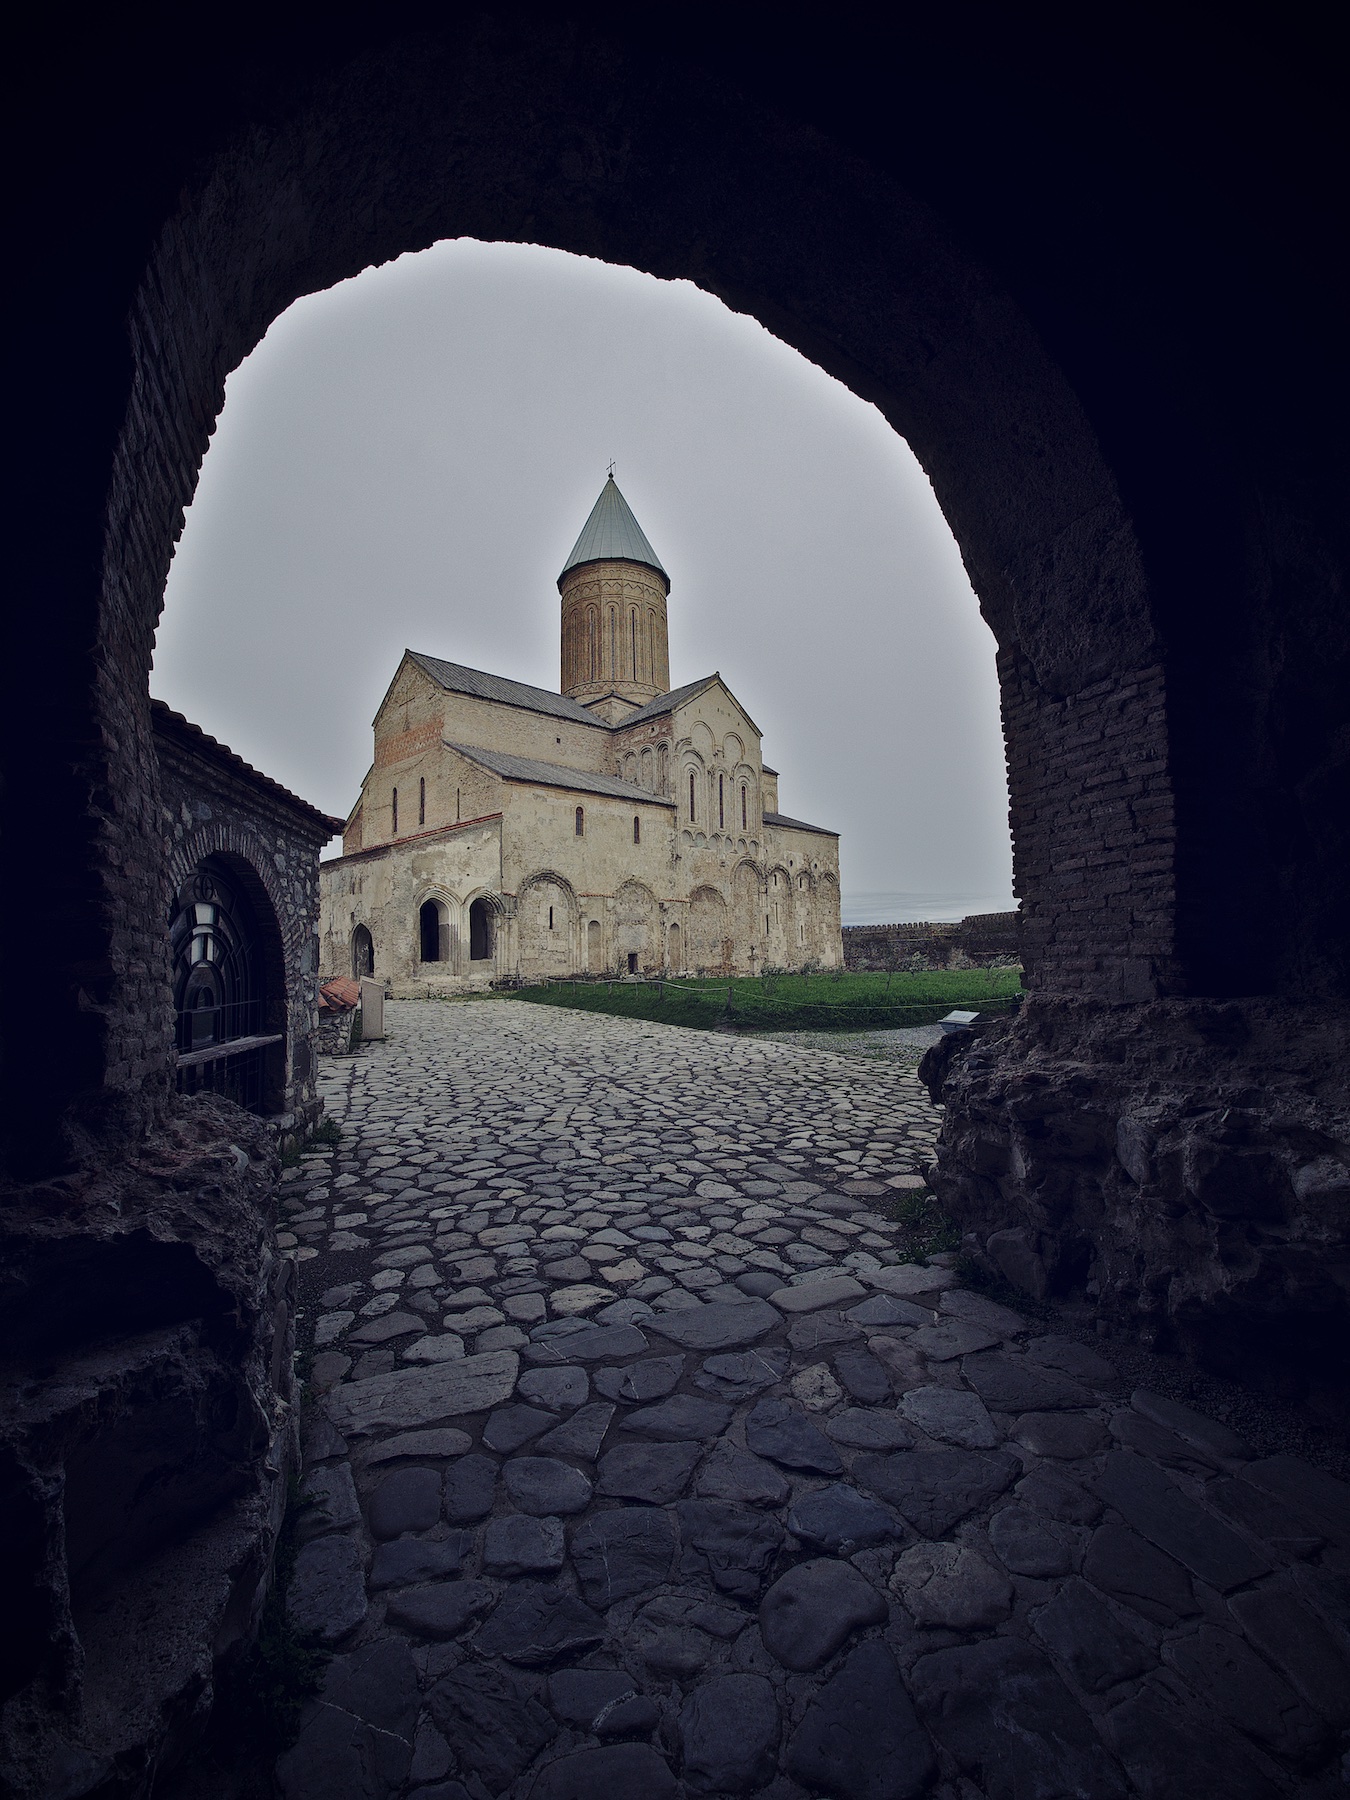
left=586, top=918, right=601, bottom=972
left=352, top=923, right=374, bottom=978
left=468, top=898, right=495, bottom=964
left=169, top=856, right=283, bottom=1114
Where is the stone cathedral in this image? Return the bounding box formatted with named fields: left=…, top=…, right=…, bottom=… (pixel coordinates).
left=319, top=477, right=842, bottom=989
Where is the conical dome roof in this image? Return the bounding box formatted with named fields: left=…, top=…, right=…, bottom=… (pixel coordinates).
left=558, top=476, right=668, bottom=588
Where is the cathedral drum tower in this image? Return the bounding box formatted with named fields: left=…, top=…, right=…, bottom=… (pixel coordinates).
left=559, top=474, right=671, bottom=720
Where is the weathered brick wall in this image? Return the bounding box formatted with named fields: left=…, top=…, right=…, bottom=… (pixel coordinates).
left=844, top=912, right=1020, bottom=970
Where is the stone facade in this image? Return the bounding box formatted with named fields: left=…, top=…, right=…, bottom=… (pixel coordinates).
left=320, top=482, right=842, bottom=991
left=154, top=703, right=343, bottom=1138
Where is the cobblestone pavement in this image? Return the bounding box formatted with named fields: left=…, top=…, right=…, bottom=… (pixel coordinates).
left=747, top=1024, right=943, bottom=1067
left=279, top=1000, right=1350, bottom=1800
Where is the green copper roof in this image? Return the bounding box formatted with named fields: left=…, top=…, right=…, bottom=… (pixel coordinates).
left=559, top=476, right=669, bottom=588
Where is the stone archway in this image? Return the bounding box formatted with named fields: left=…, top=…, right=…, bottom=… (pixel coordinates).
left=9, top=4, right=1348, bottom=1463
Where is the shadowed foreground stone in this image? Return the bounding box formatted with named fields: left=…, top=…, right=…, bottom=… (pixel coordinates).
left=910, top=1639, right=1129, bottom=1798
left=746, top=1398, right=844, bottom=1473
left=786, top=1641, right=936, bottom=1800
left=759, top=1558, right=887, bottom=1670
left=987, top=1504, right=1073, bottom=1577
left=326, top=1349, right=519, bottom=1434
left=367, top=1466, right=442, bottom=1538
left=276, top=1701, right=412, bottom=1800
left=899, top=1385, right=999, bottom=1448
left=621, top=1394, right=732, bottom=1441
left=786, top=1484, right=908, bottom=1555
left=1030, top=1578, right=1156, bottom=1693
left=286, top=1534, right=367, bottom=1643
left=679, top=1673, right=780, bottom=1794
left=1094, top=1450, right=1271, bottom=1590
left=1228, top=1578, right=1350, bottom=1722
left=472, top=1581, right=606, bottom=1665
left=695, top=1439, right=791, bottom=1507
left=678, top=1498, right=784, bottom=1598
left=599, top=1440, right=702, bottom=1502
left=482, top=1514, right=564, bottom=1576
left=571, top=1507, right=678, bottom=1605
left=1102, top=1677, right=1285, bottom=1800
left=385, top=1579, right=494, bottom=1639
left=1161, top=1623, right=1326, bottom=1759
left=427, top=1663, right=557, bottom=1792
left=891, top=1541, right=1014, bottom=1630
left=369, top=1534, right=469, bottom=1591
left=961, top=1351, right=1092, bottom=1411
left=645, top=1299, right=781, bottom=1350
left=593, top=1355, right=685, bottom=1401
left=528, top=1743, right=677, bottom=1800
left=1083, top=1522, right=1199, bottom=1624
left=502, top=1456, right=594, bottom=1515
left=852, top=1448, right=1018, bottom=1537
left=442, top=1451, right=499, bottom=1523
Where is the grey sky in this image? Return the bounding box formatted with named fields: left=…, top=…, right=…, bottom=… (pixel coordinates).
left=152, top=240, right=1014, bottom=923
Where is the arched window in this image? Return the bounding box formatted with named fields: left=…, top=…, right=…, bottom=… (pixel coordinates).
left=352, top=923, right=374, bottom=977
left=575, top=805, right=585, bottom=836
left=469, top=899, right=494, bottom=961
left=170, top=857, right=283, bottom=1115
left=609, top=608, right=618, bottom=678
left=418, top=776, right=426, bottom=826
left=631, top=608, right=638, bottom=680
left=588, top=607, right=598, bottom=680
left=391, top=787, right=398, bottom=834
left=419, top=899, right=442, bottom=962
left=688, top=771, right=696, bottom=821
left=741, top=784, right=747, bottom=830
left=718, top=773, right=725, bottom=830
left=633, top=815, right=641, bottom=844
left=548, top=905, right=554, bottom=930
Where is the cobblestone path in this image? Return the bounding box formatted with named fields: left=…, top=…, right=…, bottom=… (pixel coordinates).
left=278, top=1000, right=1350, bottom=1800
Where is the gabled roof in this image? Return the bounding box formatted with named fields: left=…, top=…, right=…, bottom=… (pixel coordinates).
left=151, top=701, right=344, bottom=837
left=446, top=742, right=676, bottom=806
left=617, top=672, right=763, bottom=739
left=764, top=809, right=838, bottom=838
left=616, top=674, right=720, bottom=728
left=407, top=651, right=603, bottom=728
left=559, top=476, right=669, bottom=588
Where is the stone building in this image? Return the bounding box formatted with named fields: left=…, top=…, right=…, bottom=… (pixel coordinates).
left=319, top=478, right=842, bottom=988
left=154, top=701, right=343, bottom=1136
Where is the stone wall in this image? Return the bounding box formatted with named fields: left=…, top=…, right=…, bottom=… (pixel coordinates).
left=154, top=704, right=339, bottom=1139
left=844, top=910, right=1020, bottom=970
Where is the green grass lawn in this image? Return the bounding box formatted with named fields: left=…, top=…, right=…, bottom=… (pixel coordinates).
left=507, top=966, right=1022, bottom=1032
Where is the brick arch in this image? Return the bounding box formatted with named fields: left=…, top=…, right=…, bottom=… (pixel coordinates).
left=84, top=36, right=1169, bottom=1113
left=166, top=826, right=291, bottom=1110
left=167, top=821, right=298, bottom=971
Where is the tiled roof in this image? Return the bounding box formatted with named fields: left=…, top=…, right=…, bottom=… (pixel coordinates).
left=446, top=743, right=676, bottom=806
left=559, top=476, right=668, bottom=585
left=150, top=701, right=344, bottom=836
left=408, top=652, right=604, bottom=727
left=616, top=675, right=720, bottom=727
left=764, top=810, right=838, bottom=838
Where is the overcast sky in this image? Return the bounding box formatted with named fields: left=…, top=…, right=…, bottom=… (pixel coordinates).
left=152, top=240, right=1014, bottom=924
